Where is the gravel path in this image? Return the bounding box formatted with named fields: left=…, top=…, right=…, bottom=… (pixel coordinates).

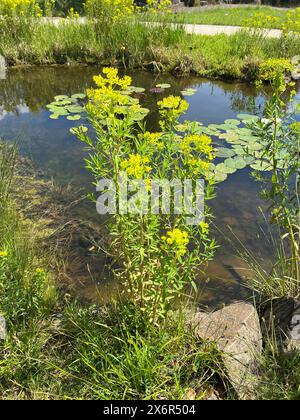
left=42, top=17, right=283, bottom=38
left=182, top=23, right=282, bottom=38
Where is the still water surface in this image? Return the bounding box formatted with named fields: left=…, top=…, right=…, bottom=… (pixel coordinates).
left=1, top=66, right=296, bottom=307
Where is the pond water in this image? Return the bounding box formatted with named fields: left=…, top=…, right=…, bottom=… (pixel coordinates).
left=1, top=66, right=298, bottom=308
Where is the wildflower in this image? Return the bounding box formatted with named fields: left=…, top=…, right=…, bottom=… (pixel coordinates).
left=162, top=228, right=189, bottom=256
left=158, top=96, right=189, bottom=129
left=0, top=251, right=8, bottom=258
left=35, top=268, right=45, bottom=274
left=139, top=131, right=164, bottom=150
left=120, top=154, right=151, bottom=178
left=290, top=122, right=300, bottom=135
left=180, top=134, right=214, bottom=158
left=199, top=221, right=209, bottom=235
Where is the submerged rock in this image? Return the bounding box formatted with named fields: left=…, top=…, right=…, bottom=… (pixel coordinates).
left=0, top=315, right=6, bottom=340
left=192, top=302, right=262, bottom=399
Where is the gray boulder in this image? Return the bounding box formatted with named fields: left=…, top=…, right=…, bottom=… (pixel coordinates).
left=192, top=302, right=262, bottom=399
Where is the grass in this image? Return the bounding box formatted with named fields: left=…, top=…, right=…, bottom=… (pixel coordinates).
left=167, top=6, right=288, bottom=29
left=0, top=17, right=299, bottom=82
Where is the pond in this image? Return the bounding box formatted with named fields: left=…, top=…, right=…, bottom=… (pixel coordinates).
left=1, top=66, right=298, bottom=308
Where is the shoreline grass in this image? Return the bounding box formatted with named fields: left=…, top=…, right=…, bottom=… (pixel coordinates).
left=1, top=18, right=299, bottom=82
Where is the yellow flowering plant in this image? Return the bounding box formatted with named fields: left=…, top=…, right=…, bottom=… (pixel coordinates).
left=0, top=0, right=41, bottom=17
left=72, top=67, right=217, bottom=325
left=85, top=0, right=134, bottom=23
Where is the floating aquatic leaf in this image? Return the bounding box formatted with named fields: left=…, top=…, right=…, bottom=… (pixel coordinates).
left=217, top=123, right=238, bottom=131
left=67, top=105, right=85, bottom=113
left=156, top=83, right=171, bottom=89
left=50, top=114, right=60, bottom=119
left=219, top=132, right=240, bottom=142
left=250, top=160, right=272, bottom=171
left=181, top=88, right=197, bottom=96
left=215, top=147, right=236, bottom=158
left=129, top=86, right=146, bottom=93
left=71, top=93, right=86, bottom=99
left=224, top=157, right=247, bottom=170
left=67, top=115, right=81, bottom=121
left=243, top=156, right=255, bottom=165
left=213, top=171, right=228, bottom=183
left=175, top=123, right=189, bottom=132
left=245, top=142, right=264, bottom=151
left=237, top=113, right=259, bottom=121
left=215, top=162, right=236, bottom=174
left=224, top=119, right=240, bottom=126
left=54, top=95, right=69, bottom=101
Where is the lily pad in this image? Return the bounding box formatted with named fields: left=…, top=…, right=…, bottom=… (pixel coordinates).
left=250, top=160, right=272, bottom=171
left=129, top=86, right=146, bottom=93
left=54, top=95, right=69, bottom=101
left=224, top=157, right=247, bottom=170
left=67, top=105, right=85, bottom=113
left=237, top=113, right=259, bottom=121
left=224, top=119, right=240, bottom=126
left=156, top=83, right=171, bottom=89
left=215, top=147, right=236, bottom=158
left=181, top=88, right=197, bottom=96
left=71, top=93, right=86, bottom=99
left=67, top=115, right=81, bottom=121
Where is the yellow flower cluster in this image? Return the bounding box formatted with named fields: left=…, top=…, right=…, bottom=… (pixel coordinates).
left=0, top=251, right=8, bottom=258
left=199, top=221, right=209, bottom=235
left=85, top=0, right=134, bottom=23
left=282, top=8, right=300, bottom=34
left=139, top=131, right=164, bottom=150
left=180, top=134, right=214, bottom=158
left=120, top=154, right=151, bottom=178
left=180, top=134, right=214, bottom=176
left=158, top=96, right=189, bottom=129
left=162, top=228, right=189, bottom=256
left=0, top=0, right=41, bottom=16
left=87, top=67, right=132, bottom=108
left=186, top=157, right=210, bottom=176
left=146, top=0, right=172, bottom=13
left=258, top=59, right=293, bottom=84
left=244, top=12, right=279, bottom=30
left=94, top=67, right=132, bottom=90
left=290, top=122, right=300, bottom=135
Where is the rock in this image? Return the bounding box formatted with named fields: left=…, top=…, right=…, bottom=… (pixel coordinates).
left=0, top=54, right=6, bottom=80
left=0, top=315, right=6, bottom=340
left=192, top=302, right=262, bottom=399
left=291, top=67, right=300, bottom=81
left=260, top=297, right=300, bottom=351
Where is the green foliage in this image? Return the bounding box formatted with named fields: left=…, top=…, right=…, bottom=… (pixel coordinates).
left=241, top=76, right=300, bottom=299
